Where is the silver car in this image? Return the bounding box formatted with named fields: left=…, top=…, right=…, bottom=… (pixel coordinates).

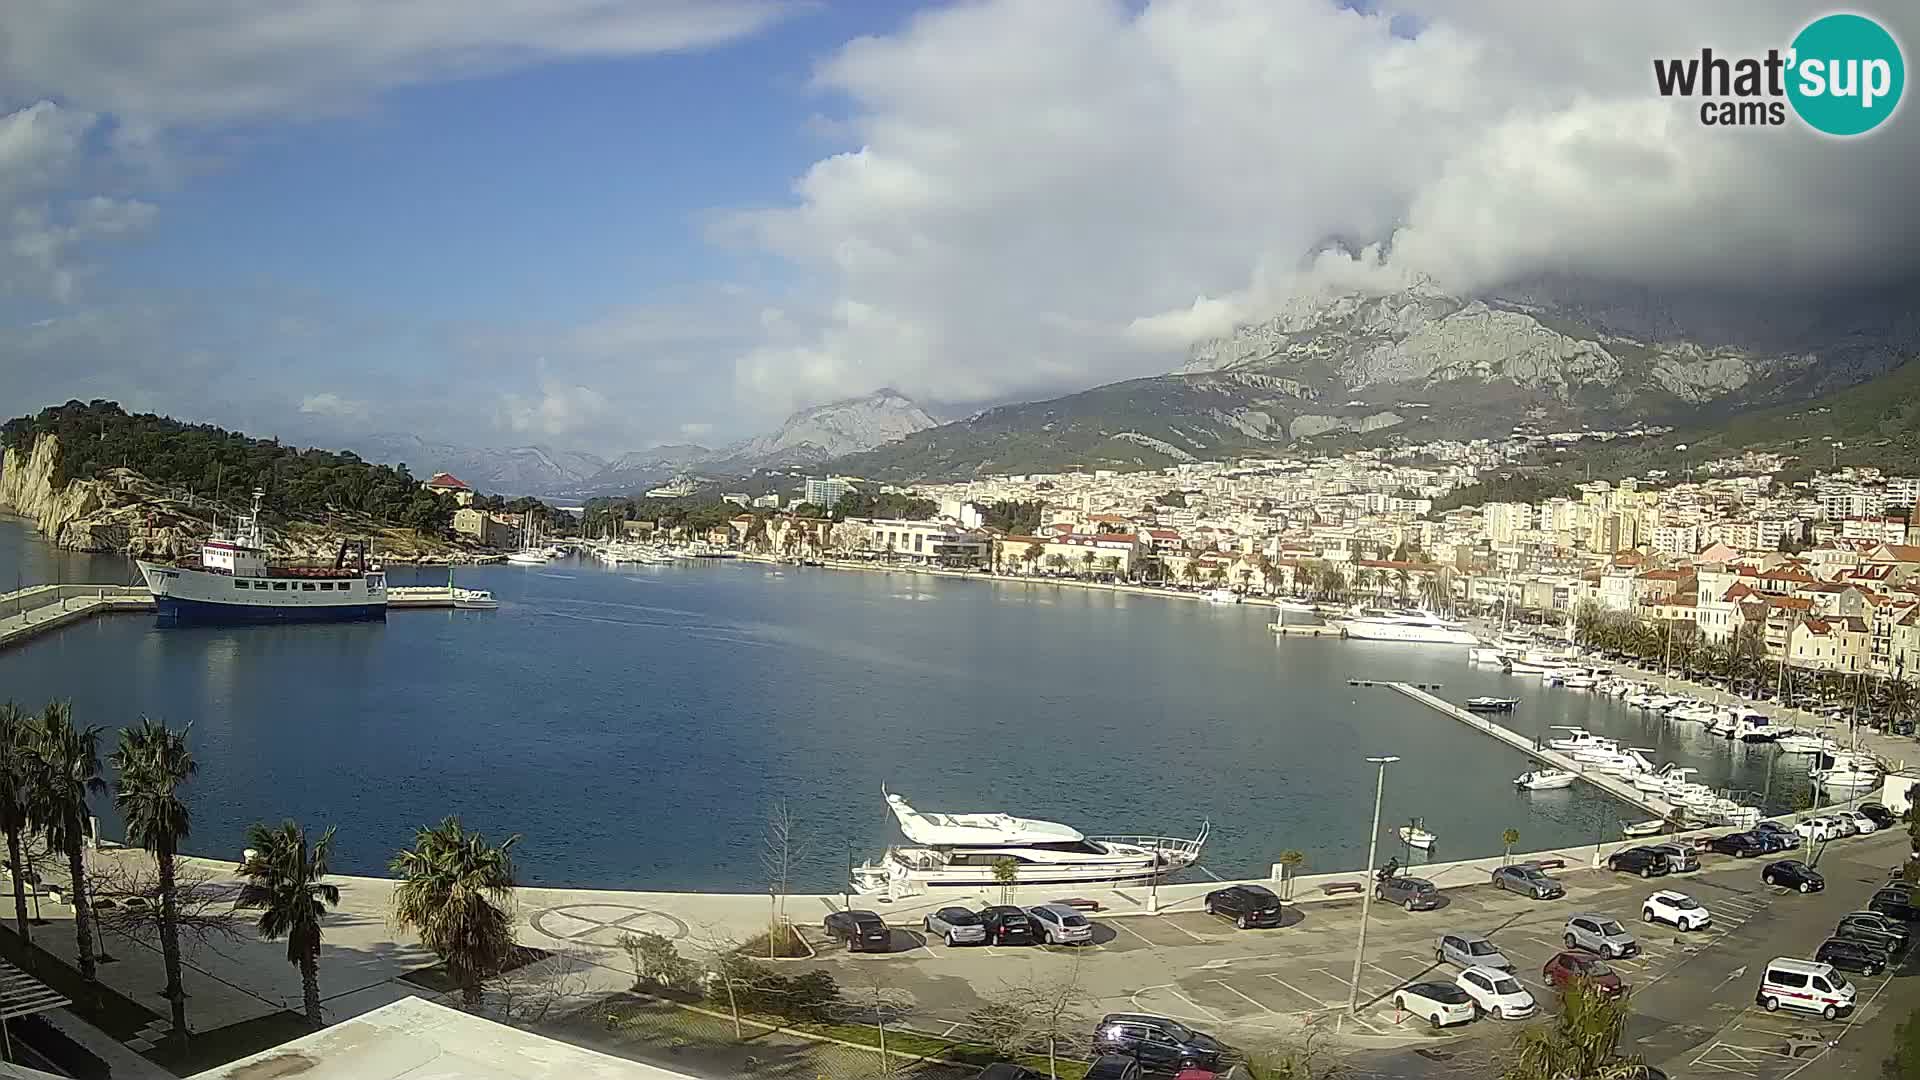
left=1437, top=932, right=1513, bottom=971
left=922, top=905, right=987, bottom=945
left=1564, top=914, right=1639, bottom=959
left=1027, top=903, right=1095, bottom=945
left=1648, top=842, right=1699, bottom=873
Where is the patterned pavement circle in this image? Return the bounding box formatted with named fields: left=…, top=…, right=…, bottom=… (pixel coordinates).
left=530, top=904, right=690, bottom=945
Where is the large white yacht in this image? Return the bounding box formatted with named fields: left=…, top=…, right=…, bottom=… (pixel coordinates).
left=850, top=791, right=1208, bottom=897
left=1336, top=608, right=1479, bottom=645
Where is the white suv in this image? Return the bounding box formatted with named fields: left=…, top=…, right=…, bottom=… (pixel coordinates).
left=1643, top=890, right=1712, bottom=931
left=1796, top=817, right=1843, bottom=842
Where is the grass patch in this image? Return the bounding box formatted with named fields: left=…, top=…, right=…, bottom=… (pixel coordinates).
left=0, top=923, right=162, bottom=1042
left=803, top=1021, right=1089, bottom=1079
left=399, top=944, right=551, bottom=993
left=739, top=923, right=812, bottom=959
left=144, top=1010, right=316, bottom=1075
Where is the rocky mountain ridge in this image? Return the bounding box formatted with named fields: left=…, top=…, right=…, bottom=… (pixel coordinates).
left=828, top=286, right=1905, bottom=482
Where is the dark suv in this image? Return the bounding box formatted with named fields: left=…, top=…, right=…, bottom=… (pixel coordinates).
left=976, top=905, right=1038, bottom=945
left=1817, top=936, right=1891, bottom=976
left=1606, top=847, right=1672, bottom=878
left=1838, top=911, right=1910, bottom=951
left=1856, top=803, right=1897, bottom=830
left=1870, top=887, right=1920, bottom=922
left=1376, top=873, right=1442, bottom=911
left=1204, top=885, right=1284, bottom=929
left=823, top=910, right=892, bottom=952
left=1707, top=832, right=1770, bottom=858
left=1091, top=1014, right=1231, bottom=1072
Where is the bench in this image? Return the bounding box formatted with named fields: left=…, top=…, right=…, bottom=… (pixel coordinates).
left=1322, top=881, right=1364, bottom=896
left=1051, top=897, right=1102, bottom=912
left=1528, top=858, right=1567, bottom=870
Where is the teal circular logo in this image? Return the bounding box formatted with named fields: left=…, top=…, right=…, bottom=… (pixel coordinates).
left=1787, top=13, right=1905, bottom=136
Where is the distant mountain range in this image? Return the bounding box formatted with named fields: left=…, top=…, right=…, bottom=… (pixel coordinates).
left=347, top=388, right=939, bottom=498
left=828, top=285, right=1916, bottom=482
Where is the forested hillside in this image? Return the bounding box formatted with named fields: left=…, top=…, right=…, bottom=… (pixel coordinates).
left=2, top=400, right=454, bottom=532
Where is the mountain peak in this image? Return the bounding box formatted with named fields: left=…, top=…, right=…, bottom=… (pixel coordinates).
left=736, top=388, right=937, bottom=466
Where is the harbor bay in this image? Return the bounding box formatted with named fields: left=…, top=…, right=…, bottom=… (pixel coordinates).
left=0, top=516, right=1813, bottom=892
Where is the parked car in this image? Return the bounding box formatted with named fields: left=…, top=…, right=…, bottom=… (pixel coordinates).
left=1204, top=885, right=1284, bottom=929
left=1490, top=863, right=1566, bottom=899
left=1748, top=823, right=1797, bottom=853
left=1375, top=874, right=1442, bottom=911
left=1831, top=918, right=1905, bottom=958
left=1081, top=1056, right=1144, bottom=1080
left=1830, top=813, right=1861, bottom=837
left=1437, top=933, right=1512, bottom=971
left=1642, top=890, right=1712, bottom=931
left=1840, top=810, right=1879, bottom=835
left=1762, top=860, right=1825, bottom=893
left=1607, top=847, right=1673, bottom=878
left=1757, top=958, right=1855, bottom=1020
left=1838, top=911, right=1910, bottom=951
left=1708, top=831, right=1771, bottom=858
left=1564, top=914, right=1639, bottom=958
left=1869, top=887, right=1920, bottom=922
left=1541, top=951, right=1626, bottom=998
left=1648, top=842, right=1701, bottom=872
left=1856, top=803, right=1897, bottom=830
left=1027, top=903, right=1095, bottom=945
left=1455, top=966, right=1537, bottom=1020
left=977, top=906, right=1038, bottom=945
left=1393, top=981, right=1477, bottom=1028
left=823, top=910, right=893, bottom=952
left=1091, top=1014, right=1230, bottom=1072
left=924, top=906, right=987, bottom=946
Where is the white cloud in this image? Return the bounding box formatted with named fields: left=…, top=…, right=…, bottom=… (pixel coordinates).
left=679, top=421, right=714, bottom=437
left=732, top=0, right=1920, bottom=410
left=298, top=392, right=369, bottom=421
left=0, top=0, right=801, bottom=124
left=500, top=376, right=610, bottom=439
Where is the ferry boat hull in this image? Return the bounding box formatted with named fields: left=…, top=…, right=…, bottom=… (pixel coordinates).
left=148, top=589, right=385, bottom=625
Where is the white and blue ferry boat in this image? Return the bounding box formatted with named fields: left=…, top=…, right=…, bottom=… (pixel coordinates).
left=137, top=492, right=387, bottom=624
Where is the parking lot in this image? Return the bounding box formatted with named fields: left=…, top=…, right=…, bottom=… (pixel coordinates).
left=797, top=827, right=1917, bottom=1075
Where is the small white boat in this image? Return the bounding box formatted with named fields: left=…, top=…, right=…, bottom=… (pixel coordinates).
left=1774, top=731, right=1840, bottom=755
left=1515, top=769, right=1576, bottom=790
left=1562, top=672, right=1598, bottom=690
left=1397, top=818, right=1438, bottom=850
left=1465, top=696, right=1519, bottom=712
left=1207, top=589, right=1241, bottom=605
left=1621, top=820, right=1666, bottom=839
left=505, top=549, right=549, bottom=566
left=1469, top=645, right=1507, bottom=665
left=451, top=588, right=498, bottom=610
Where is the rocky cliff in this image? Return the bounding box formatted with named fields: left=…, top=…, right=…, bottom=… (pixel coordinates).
left=0, top=435, right=111, bottom=549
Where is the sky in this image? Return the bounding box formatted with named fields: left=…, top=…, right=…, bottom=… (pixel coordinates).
left=2, top=1, right=1918, bottom=459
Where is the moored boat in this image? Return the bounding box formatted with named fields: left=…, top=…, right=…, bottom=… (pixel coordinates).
left=136, top=491, right=387, bottom=625
left=1397, top=817, right=1438, bottom=850
left=1515, top=769, right=1576, bottom=790
left=1465, top=696, right=1520, bottom=712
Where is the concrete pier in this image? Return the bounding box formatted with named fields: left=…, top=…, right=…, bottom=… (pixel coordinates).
left=1268, top=622, right=1340, bottom=637
left=0, top=582, right=465, bottom=651
left=1388, top=681, right=1675, bottom=819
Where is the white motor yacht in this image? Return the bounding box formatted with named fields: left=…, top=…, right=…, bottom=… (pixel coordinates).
left=1206, top=589, right=1241, bottom=605
left=1337, top=609, right=1479, bottom=645
left=1667, top=701, right=1717, bottom=725
left=1562, top=671, right=1598, bottom=690
left=1515, top=769, right=1577, bottom=790
left=1731, top=712, right=1777, bottom=743
left=1774, top=731, right=1841, bottom=755
left=504, top=549, right=549, bottom=566
left=451, top=588, right=498, bottom=610
left=1469, top=645, right=1509, bottom=665
left=850, top=790, right=1207, bottom=896
left=1548, top=727, right=1615, bottom=754
left=1812, top=753, right=1883, bottom=793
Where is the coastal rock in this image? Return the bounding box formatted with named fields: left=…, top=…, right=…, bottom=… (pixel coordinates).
left=0, top=435, right=108, bottom=548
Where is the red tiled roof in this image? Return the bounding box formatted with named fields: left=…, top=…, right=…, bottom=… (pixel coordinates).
left=426, top=472, right=469, bottom=489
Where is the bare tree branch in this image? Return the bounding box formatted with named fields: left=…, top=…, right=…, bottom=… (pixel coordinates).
left=86, top=854, right=241, bottom=957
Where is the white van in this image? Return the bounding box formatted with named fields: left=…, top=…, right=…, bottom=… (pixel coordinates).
left=1757, top=958, right=1856, bottom=1020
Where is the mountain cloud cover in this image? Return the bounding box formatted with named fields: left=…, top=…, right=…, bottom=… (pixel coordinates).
left=737, top=0, right=1920, bottom=410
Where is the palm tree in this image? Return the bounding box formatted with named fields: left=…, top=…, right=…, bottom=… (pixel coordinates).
left=236, top=822, right=340, bottom=1026
left=1045, top=553, right=1070, bottom=576
left=1079, top=550, right=1096, bottom=578
left=1182, top=561, right=1203, bottom=586
left=0, top=703, right=36, bottom=947
left=389, top=817, right=520, bottom=1007
left=1501, top=977, right=1640, bottom=1078
left=110, top=717, right=197, bottom=1038
left=1393, top=568, right=1412, bottom=606
left=1352, top=567, right=1376, bottom=604
left=28, top=702, right=107, bottom=982
left=1024, top=542, right=1046, bottom=573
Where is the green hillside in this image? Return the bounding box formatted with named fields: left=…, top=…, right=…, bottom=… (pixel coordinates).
left=1679, top=354, right=1920, bottom=469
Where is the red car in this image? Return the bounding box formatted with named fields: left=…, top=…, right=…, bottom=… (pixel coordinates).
left=1542, top=951, right=1626, bottom=997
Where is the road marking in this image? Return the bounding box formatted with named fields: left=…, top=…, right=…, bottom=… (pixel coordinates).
left=1259, top=974, right=1335, bottom=1009
left=1366, top=962, right=1411, bottom=989
left=1165, top=987, right=1223, bottom=1022
left=1159, top=919, right=1211, bottom=944
left=1211, top=980, right=1277, bottom=1014
left=1312, top=966, right=1353, bottom=987
left=1110, top=921, right=1157, bottom=949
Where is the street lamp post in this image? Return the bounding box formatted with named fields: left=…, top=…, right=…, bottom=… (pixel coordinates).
left=1348, top=755, right=1399, bottom=1016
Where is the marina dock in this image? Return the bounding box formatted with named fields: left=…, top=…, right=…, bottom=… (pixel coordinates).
left=0, top=582, right=464, bottom=652
left=1388, top=681, right=1675, bottom=818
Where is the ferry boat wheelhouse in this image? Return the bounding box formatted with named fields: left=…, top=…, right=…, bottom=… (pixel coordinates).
left=850, top=790, right=1207, bottom=897
left=137, top=492, right=387, bottom=625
